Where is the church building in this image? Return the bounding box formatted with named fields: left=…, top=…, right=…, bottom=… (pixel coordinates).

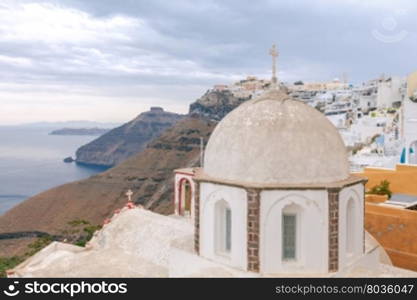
left=174, top=87, right=373, bottom=276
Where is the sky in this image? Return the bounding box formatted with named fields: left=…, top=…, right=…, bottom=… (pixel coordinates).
left=0, top=0, right=416, bottom=125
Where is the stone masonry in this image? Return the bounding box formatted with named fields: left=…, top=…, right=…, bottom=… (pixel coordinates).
left=247, top=188, right=260, bottom=272
left=194, top=182, right=200, bottom=254
left=328, top=188, right=340, bottom=272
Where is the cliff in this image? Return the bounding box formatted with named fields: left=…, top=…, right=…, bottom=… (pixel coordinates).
left=75, top=107, right=184, bottom=167
left=74, top=90, right=246, bottom=167
left=0, top=117, right=216, bottom=256
left=189, top=90, right=250, bottom=120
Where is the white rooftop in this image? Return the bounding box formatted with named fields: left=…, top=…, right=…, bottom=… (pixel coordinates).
left=8, top=207, right=417, bottom=278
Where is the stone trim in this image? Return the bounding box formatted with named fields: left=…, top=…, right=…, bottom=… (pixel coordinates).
left=328, top=189, right=340, bottom=272
left=246, top=188, right=260, bottom=272
left=194, top=181, right=200, bottom=254
left=193, top=168, right=366, bottom=191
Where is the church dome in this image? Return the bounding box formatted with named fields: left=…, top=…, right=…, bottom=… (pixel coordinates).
left=203, top=89, right=349, bottom=185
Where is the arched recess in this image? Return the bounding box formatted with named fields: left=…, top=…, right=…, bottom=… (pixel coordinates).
left=200, top=190, right=232, bottom=259
left=199, top=185, right=247, bottom=270
left=178, top=178, right=193, bottom=216
left=340, top=187, right=363, bottom=268
left=214, top=199, right=232, bottom=255
left=346, top=197, right=356, bottom=255
left=261, top=194, right=324, bottom=274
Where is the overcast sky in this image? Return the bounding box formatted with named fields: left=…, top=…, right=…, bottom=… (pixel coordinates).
left=0, top=0, right=416, bottom=124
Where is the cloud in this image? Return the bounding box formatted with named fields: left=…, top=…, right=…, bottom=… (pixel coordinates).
left=0, top=0, right=416, bottom=124
left=0, top=2, right=142, bottom=43
left=0, top=1, right=248, bottom=81
left=0, top=1, right=245, bottom=124
left=0, top=55, right=33, bottom=67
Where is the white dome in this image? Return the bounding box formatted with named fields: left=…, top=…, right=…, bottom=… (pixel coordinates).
left=203, top=89, right=349, bottom=185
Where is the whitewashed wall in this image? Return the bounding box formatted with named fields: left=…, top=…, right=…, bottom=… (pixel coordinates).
left=199, top=182, right=248, bottom=270
left=260, top=189, right=328, bottom=274
left=377, top=77, right=404, bottom=108
left=338, top=183, right=364, bottom=269
left=404, top=98, right=417, bottom=164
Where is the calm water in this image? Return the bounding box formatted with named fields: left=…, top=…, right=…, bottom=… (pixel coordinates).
left=0, top=127, right=107, bottom=215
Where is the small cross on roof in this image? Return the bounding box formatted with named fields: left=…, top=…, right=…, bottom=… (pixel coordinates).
left=126, top=189, right=133, bottom=202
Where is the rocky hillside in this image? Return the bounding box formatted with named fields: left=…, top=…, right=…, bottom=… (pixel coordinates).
left=0, top=89, right=252, bottom=257
left=189, top=90, right=250, bottom=120
left=75, top=107, right=184, bottom=167
left=0, top=117, right=216, bottom=256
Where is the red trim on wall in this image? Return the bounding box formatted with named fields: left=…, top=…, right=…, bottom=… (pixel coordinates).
left=172, top=189, right=175, bottom=214
left=175, top=171, right=195, bottom=176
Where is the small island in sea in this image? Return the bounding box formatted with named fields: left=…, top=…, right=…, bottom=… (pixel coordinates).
left=49, top=127, right=110, bottom=136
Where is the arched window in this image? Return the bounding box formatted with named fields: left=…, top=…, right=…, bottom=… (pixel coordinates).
left=183, top=180, right=192, bottom=213
left=282, top=203, right=301, bottom=261
left=346, top=198, right=356, bottom=254
left=215, top=200, right=232, bottom=254
left=282, top=214, right=296, bottom=260
left=178, top=178, right=192, bottom=216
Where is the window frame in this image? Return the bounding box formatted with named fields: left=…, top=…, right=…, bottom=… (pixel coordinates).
left=215, top=200, right=232, bottom=257
left=282, top=213, right=297, bottom=261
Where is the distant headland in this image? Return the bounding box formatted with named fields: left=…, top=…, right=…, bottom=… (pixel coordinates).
left=49, top=128, right=110, bottom=136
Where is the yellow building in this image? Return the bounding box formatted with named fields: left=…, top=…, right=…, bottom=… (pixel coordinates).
left=357, top=164, right=417, bottom=271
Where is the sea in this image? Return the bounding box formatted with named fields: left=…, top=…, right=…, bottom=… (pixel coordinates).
left=0, top=126, right=108, bottom=215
